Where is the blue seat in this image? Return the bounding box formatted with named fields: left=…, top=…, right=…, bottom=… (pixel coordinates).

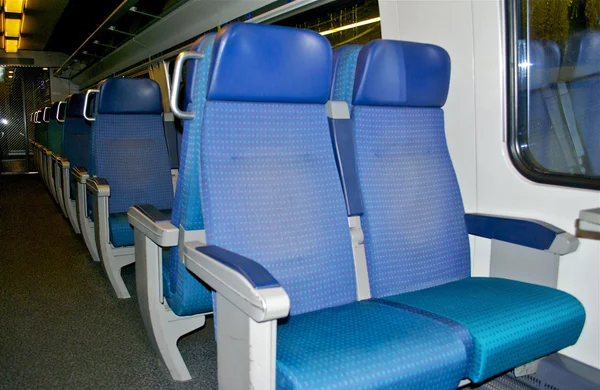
left=63, top=94, right=91, bottom=202
left=87, top=77, right=173, bottom=299
left=563, top=31, right=600, bottom=175
left=332, top=39, right=585, bottom=383
left=182, top=23, right=470, bottom=389
left=128, top=33, right=215, bottom=382
left=165, top=34, right=215, bottom=315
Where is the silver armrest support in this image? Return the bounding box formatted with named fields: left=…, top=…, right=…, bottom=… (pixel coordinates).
left=128, top=205, right=178, bottom=247
left=72, top=166, right=89, bottom=184
left=57, top=158, right=70, bottom=168
left=86, top=178, right=110, bottom=197
left=183, top=242, right=290, bottom=323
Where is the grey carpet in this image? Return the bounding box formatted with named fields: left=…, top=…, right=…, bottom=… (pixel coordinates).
left=0, top=175, right=217, bottom=389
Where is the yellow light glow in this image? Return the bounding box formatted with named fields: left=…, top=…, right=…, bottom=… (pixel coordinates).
left=5, top=18, right=21, bottom=37
left=319, top=17, right=381, bottom=36
left=5, top=39, right=18, bottom=53
left=5, top=0, right=24, bottom=13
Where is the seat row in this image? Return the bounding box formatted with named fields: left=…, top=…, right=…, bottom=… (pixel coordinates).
left=129, top=23, right=586, bottom=388
left=525, top=33, right=600, bottom=176
left=31, top=23, right=587, bottom=389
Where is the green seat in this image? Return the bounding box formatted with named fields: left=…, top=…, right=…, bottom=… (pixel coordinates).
left=47, top=101, right=66, bottom=155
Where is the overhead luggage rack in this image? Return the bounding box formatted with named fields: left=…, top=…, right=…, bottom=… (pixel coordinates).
left=54, top=0, right=185, bottom=80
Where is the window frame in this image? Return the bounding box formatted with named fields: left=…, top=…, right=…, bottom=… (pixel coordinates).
left=505, top=0, right=600, bottom=191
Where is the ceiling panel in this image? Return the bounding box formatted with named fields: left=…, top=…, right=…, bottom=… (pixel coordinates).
left=20, top=0, right=70, bottom=50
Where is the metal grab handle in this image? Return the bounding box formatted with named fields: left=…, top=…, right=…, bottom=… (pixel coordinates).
left=170, top=51, right=204, bottom=120
left=34, top=111, right=40, bottom=123
left=42, top=107, right=50, bottom=123
left=56, top=101, right=66, bottom=123
left=83, top=89, right=99, bottom=122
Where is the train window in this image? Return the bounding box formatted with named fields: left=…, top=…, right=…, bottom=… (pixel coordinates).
left=274, top=0, right=381, bottom=47
left=507, top=0, right=600, bottom=190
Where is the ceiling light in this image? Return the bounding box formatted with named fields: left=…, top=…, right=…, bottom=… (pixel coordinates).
left=5, top=0, right=24, bottom=13
left=319, top=17, right=381, bottom=36
left=5, top=38, right=18, bottom=53
left=5, top=18, right=21, bottom=38
left=42, top=67, right=48, bottom=71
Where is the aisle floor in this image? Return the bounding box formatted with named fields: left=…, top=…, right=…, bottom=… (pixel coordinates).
left=0, top=175, right=217, bottom=389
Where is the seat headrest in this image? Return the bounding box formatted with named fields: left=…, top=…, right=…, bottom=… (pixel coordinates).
left=353, top=40, right=451, bottom=108
left=330, top=44, right=362, bottom=104
left=562, top=31, right=600, bottom=80
left=96, top=78, right=162, bottom=115
left=66, top=93, right=86, bottom=118
left=207, top=23, right=332, bottom=104
left=519, top=40, right=560, bottom=90
left=185, top=33, right=216, bottom=107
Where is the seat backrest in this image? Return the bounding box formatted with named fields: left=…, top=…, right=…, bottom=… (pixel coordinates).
left=47, top=101, right=65, bottom=155
left=562, top=31, right=600, bottom=175
left=349, top=40, right=470, bottom=298
left=91, top=78, right=173, bottom=214
left=200, top=23, right=357, bottom=316
left=524, top=40, right=579, bottom=174
left=164, top=33, right=216, bottom=315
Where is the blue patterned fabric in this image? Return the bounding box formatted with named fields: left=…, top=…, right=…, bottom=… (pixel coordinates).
left=93, top=114, right=173, bottom=214
left=385, top=277, right=586, bottom=382
left=62, top=117, right=91, bottom=200
left=165, top=34, right=215, bottom=315
left=109, top=210, right=171, bottom=248
left=201, top=101, right=357, bottom=315
left=352, top=106, right=470, bottom=297
left=276, top=300, right=467, bottom=389
left=330, top=45, right=362, bottom=108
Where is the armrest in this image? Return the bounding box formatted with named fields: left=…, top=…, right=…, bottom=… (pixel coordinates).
left=42, top=148, right=52, bottom=156
left=57, top=158, right=70, bottom=168
left=183, top=243, right=290, bottom=322
left=465, top=213, right=578, bottom=255
left=86, top=177, right=110, bottom=197
left=51, top=154, right=62, bottom=162
left=128, top=204, right=178, bottom=247
left=71, top=166, right=89, bottom=183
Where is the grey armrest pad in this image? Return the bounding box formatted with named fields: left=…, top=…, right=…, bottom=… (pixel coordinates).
left=57, top=158, right=70, bottom=167
left=72, top=166, right=89, bottom=183
left=127, top=205, right=178, bottom=247
left=86, top=178, right=110, bottom=197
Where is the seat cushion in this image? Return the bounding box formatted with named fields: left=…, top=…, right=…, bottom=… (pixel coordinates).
left=276, top=300, right=468, bottom=389
left=384, top=277, right=586, bottom=383
left=108, top=210, right=172, bottom=247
